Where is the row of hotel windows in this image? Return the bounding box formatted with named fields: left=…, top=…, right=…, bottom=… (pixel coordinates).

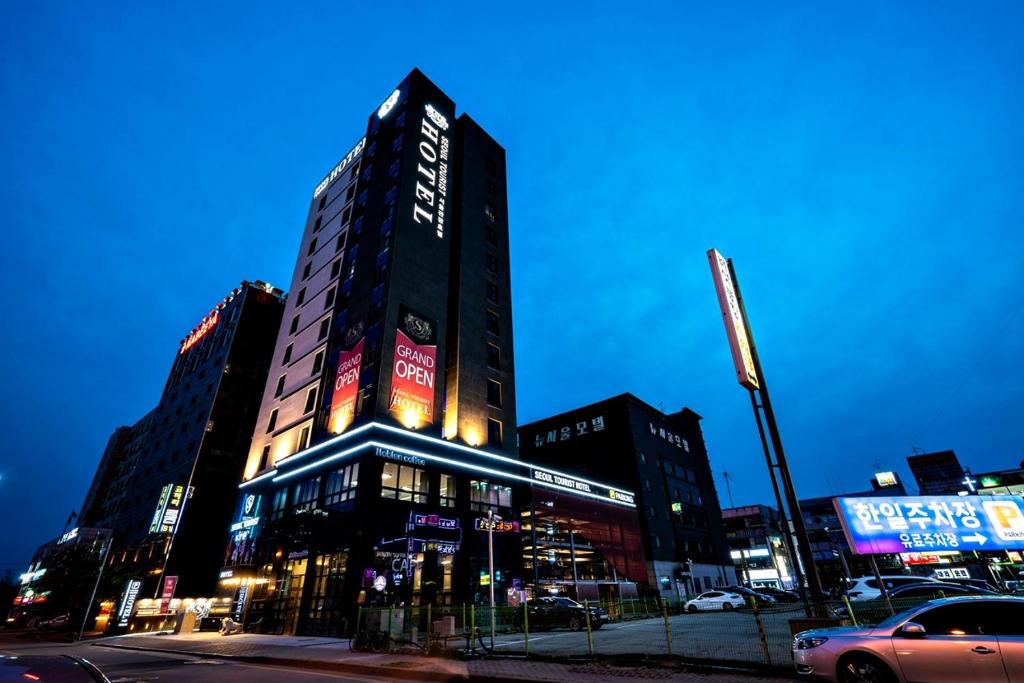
left=268, top=464, right=513, bottom=520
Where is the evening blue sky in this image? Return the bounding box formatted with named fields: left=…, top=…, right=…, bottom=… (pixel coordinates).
left=1, top=2, right=1022, bottom=571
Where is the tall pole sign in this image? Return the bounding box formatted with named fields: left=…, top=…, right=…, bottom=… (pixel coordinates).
left=708, top=249, right=759, bottom=390
left=707, top=249, right=827, bottom=612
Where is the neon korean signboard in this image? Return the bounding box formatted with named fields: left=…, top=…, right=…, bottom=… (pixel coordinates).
left=834, top=495, right=1024, bottom=554
left=179, top=310, right=218, bottom=355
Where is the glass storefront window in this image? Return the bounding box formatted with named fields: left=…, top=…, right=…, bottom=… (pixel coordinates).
left=381, top=462, right=427, bottom=503
left=324, top=463, right=359, bottom=509
left=292, top=476, right=321, bottom=512
left=440, top=473, right=456, bottom=508
left=470, top=479, right=511, bottom=511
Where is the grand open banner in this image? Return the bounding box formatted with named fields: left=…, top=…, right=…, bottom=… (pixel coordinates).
left=328, top=337, right=364, bottom=434
left=389, top=306, right=437, bottom=425
left=834, top=495, right=1024, bottom=554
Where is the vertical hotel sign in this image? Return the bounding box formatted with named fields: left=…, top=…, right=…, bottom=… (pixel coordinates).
left=707, top=249, right=759, bottom=390
left=329, top=327, right=365, bottom=434
left=390, top=306, right=437, bottom=426
left=411, top=104, right=450, bottom=239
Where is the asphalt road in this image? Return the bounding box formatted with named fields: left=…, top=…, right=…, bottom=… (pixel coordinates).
left=0, top=638, right=428, bottom=682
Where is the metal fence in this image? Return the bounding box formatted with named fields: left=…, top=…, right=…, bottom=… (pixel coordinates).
left=352, top=595, right=929, bottom=667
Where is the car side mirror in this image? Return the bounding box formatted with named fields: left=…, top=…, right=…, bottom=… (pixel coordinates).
left=900, top=622, right=927, bottom=638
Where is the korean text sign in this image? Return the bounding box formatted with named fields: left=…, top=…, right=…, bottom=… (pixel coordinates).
left=834, top=495, right=1024, bottom=554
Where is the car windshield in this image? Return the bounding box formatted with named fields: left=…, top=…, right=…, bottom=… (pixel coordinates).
left=876, top=604, right=927, bottom=629
left=552, top=597, right=581, bottom=607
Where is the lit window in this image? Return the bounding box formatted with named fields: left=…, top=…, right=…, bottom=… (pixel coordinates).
left=469, top=480, right=511, bottom=511
left=440, top=473, right=456, bottom=508
left=292, top=476, right=320, bottom=512
left=297, top=424, right=311, bottom=451
left=324, top=463, right=359, bottom=509
left=380, top=462, right=427, bottom=503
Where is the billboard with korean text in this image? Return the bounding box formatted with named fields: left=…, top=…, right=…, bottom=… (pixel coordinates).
left=834, top=495, right=1024, bottom=554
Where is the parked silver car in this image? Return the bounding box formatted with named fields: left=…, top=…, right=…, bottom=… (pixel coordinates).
left=793, top=596, right=1023, bottom=682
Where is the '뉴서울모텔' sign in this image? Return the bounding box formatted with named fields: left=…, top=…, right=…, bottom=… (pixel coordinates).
left=834, top=495, right=1024, bottom=554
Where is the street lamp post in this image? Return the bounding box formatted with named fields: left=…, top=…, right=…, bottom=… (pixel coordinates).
left=77, top=533, right=113, bottom=642
left=487, top=510, right=496, bottom=651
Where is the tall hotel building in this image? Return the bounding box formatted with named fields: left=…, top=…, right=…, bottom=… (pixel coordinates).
left=224, top=70, right=642, bottom=636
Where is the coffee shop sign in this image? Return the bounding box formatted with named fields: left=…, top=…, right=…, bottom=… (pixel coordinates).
left=532, top=415, right=605, bottom=448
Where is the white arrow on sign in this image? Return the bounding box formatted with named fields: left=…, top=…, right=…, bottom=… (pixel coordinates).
left=961, top=533, right=987, bottom=545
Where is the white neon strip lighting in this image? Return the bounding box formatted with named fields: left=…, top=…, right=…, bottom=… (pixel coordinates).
left=370, top=422, right=634, bottom=496
left=239, top=469, right=277, bottom=489
left=276, top=440, right=635, bottom=508
left=241, top=420, right=634, bottom=499
left=272, top=442, right=368, bottom=483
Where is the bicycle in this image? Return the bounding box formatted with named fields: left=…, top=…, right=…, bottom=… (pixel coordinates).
left=349, top=628, right=390, bottom=653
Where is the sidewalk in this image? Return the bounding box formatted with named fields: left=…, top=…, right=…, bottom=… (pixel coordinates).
left=93, top=632, right=793, bottom=682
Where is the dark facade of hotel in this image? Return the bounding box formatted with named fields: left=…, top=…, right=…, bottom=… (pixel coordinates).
left=75, top=281, right=285, bottom=607
left=518, top=394, right=736, bottom=599
left=222, top=70, right=643, bottom=637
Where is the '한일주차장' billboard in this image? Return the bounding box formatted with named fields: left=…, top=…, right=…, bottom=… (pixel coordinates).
left=834, top=495, right=1024, bottom=554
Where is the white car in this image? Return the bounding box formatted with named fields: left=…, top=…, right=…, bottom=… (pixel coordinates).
left=846, top=575, right=940, bottom=602
left=685, top=590, right=746, bottom=612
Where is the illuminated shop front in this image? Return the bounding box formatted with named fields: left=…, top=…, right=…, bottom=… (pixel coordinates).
left=219, top=422, right=641, bottom=636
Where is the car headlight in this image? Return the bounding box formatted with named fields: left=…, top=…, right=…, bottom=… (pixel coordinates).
left=795, top=636, right=829, bottom=650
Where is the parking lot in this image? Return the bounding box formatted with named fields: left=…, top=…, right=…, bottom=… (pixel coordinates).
left=483, top=607, right=803, bottom=666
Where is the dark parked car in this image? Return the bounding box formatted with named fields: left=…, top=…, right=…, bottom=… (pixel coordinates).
left=0, top=656, right=110, bottom=682
left=721, top=585, right=776, bottom=604
left=749, top=586, right=801, bottom=603
left=833, top=582, right=996, bottom=619
left=513, top=597, right=608, bottom=631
